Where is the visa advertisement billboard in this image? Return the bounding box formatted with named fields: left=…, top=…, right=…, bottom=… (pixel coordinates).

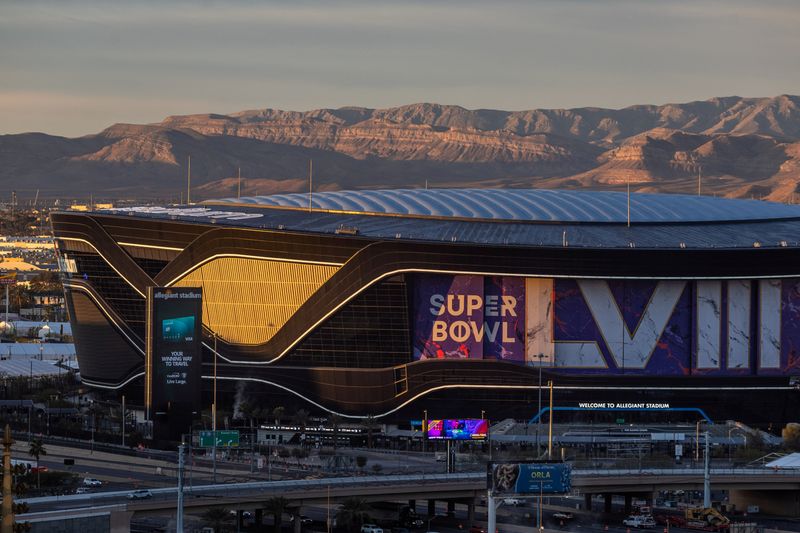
left=488, top=462, right=572, bottom=495
left=412, top=274, right=800, bottom=377
left=427, top=419, right=488, bottom=440
left=147, top=287, right=203, bottom=420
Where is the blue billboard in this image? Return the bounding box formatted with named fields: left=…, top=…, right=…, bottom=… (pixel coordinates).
left=488, top=462, right=571, bottom=495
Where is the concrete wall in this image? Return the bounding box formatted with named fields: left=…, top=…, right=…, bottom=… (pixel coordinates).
left=27, top=514, right=110, bottom=533
left=730, top=489, right=800, bottom=517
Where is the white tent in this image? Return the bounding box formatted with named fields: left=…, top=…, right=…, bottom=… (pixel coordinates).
left=765, top=453, right=800, bottom=469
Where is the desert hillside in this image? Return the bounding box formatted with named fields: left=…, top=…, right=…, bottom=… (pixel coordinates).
left=1, top=95, right=799, bottom=201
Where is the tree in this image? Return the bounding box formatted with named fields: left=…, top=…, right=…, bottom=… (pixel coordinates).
left=201, top=507, right=232, bottom=533
left=329, top=414, right=342, bottom=452
left=272, top=406, right=285, bottom=426
left=264, top=496, right=291, bottom=533
left=355, top=455, right=367, bottom=471
left=361, top=415, right=378, bottom=449
left=783, top=423, right=800, bottom=451
left=293, top=409, right=310, bottom=446
left=371, top=463, right=383, bottom=474
left=336, top=498, right=373, bottom=532
left=28, top=439, right=46, bottom=489
left=291, top=447, right=309, bottom=467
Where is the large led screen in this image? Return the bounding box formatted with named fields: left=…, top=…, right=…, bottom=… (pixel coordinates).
left=427, top=419, right=488, bottom=440
left=147, top=287, right=203, bottom=417
left=412, top=274, right=800, bottom=377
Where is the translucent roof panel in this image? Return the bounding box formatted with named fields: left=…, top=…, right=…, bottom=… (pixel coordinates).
left=215, top=189, right=800, bottom=224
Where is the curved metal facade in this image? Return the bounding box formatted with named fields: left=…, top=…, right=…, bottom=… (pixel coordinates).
left=52, top=190, right=800, bottom=423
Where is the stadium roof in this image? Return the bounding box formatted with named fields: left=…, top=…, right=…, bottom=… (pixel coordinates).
left=97, top=189, right=800, bottom=250
left=212, top=189, right=800, bottom=224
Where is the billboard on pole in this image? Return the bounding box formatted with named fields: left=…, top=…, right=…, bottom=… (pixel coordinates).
left=488, top=462, right=571, bottom=494
left=427, top=419, right=488, bottom=440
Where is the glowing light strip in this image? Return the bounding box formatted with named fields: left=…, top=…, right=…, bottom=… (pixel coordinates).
left=202, top=376, right=793, bottom=419
left=63, top=283, right=145, bottom=355
left=164, top=253, right=343, bottom=287
left=117, top=241, right=184, bottom=252
left=207, top=263, right=800, bottom=366
left=59, top=237, right=146, bottom=297
left=81, top=372, right=145, bottom=390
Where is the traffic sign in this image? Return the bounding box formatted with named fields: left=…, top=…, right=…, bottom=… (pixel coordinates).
left=199, top=430, right=240, bottom=447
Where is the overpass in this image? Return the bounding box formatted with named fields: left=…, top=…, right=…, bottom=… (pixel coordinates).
left=18, top=468, right=800, bottom=531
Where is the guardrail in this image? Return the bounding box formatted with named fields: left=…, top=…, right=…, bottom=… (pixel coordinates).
left=21, top=467, right=799, bottom=506
left=20, top=472, right=485, bottom=505
left=573, top=467, right=800, bottom=477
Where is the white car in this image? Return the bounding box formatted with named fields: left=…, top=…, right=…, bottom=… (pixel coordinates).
left=127, top=489, right=153, bottom=500
left=502, top=498, right=522, bottom=506
left=622, top=516, right=655, bottom=529
left=82, top=478, right=102, bottom=487
left=361, top=525, right=383, bottom=533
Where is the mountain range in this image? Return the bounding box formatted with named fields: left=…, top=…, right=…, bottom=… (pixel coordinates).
left=2, top=95, right=800, bottom=202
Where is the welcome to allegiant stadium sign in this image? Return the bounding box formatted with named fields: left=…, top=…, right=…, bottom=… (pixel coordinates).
left=411, top=273, right=798, bottom=376
left=578, top=402, right=671, bottom=409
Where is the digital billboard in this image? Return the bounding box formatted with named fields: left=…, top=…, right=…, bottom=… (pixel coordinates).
left=427, top=419, right=488, bottom=440
left=488, top=462, right=572, bottom=495
left=146, top=287, right=203, bottom=434
left=411, top=274, right=800, bottom=377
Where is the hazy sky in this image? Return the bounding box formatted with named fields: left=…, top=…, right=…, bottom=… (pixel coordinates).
left=1, top=0, right=799, bottom=137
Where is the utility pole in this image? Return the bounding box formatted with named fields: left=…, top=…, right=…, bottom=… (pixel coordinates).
left=212, top=333, right=218, bottom=484
left=187, top=156, right=192, bottom=205
left=177, top=442, right=185, bottom=533
left=547, top=380, right=554, bottom=459
left=627, top=179, right=631, bottom=228
left=2, top=424, right=13, bottom=533
left=237, top=167, right=242, bottom=200
left=308, top=159, right=313, bottom=212
left=703, top=430, right=711, bottom=508
left=487, top=492, right=498, bottom=533
left=698, top=166, right=702, bottom=196
left=121, top=394, right=126, bottom=447
left=536, top=358, right=542, bottom=455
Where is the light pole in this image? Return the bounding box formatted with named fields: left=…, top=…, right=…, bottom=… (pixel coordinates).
left=212, top=333, right=218, bottom=484
left=536, top=356, right=542, bottom=455
left=121, top=394, right=126, bottom=448
left=703, top=430, right=711, bottom=508
left=177, top=441, right=185, bottom=533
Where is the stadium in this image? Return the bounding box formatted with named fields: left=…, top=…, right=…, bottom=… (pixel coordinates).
left=52, top=189, right=800, bottom=427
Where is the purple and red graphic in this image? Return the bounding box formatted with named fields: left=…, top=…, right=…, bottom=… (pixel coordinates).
left=426, top=418, right=489, bottom=440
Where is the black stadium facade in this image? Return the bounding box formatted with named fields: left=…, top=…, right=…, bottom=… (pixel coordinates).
left=52, top=189, right=800, bottom=427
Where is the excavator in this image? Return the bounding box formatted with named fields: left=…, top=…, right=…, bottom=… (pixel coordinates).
left=658, top=507, right=730, bottom=531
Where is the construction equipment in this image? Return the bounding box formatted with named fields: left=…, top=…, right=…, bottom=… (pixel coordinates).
left=656, top=507, right=730, bottom=531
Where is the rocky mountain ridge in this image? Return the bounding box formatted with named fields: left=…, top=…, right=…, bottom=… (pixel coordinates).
left=1, top=95, right=799, bottom=201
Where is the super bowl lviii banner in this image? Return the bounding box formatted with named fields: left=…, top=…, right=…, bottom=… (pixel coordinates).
left=412, top=274, right=524, bottom=361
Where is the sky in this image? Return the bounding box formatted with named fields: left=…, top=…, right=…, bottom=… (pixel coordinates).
left=1, top=0, right=799, bottom=137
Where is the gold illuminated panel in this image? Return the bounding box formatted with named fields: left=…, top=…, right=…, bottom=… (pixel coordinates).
left=173, top=257, right=338, bottom=345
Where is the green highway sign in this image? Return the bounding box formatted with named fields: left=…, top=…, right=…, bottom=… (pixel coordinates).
left=199, top=430, right=240, bottom=447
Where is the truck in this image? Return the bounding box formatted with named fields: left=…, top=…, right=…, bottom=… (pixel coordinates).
left=623, top=515, right=656, bottom=529
left=656, top=507, right=730, bottom=532
left=369, top=503, right=423, bottom=529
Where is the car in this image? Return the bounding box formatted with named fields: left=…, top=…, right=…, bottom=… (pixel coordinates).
left=622, top=515, right=655, bottom=529
left=293, top=515, right=313, bottom=525
left=82, top=478, right=102, bottom=487
left=552, top=512, right=573, bottom=521
left=127, top=489, right=153, bottom=500
left=392, top=528, right=411, bottom=533
left=361, top=525, right=383, bottom=533
left=470, top=526, right=486, bottom=533
left=502, top=498, right=522, bottom=506
left=75, top=487, right=90, bottom=494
